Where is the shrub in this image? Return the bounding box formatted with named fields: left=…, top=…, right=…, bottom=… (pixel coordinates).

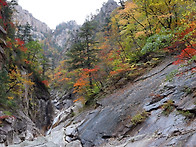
left=141, top=32, right=173, bottom=55
left=178, top=110, right=195, bottom=119
left=162, top=100, right=175, bottom=116
left=131, top=111, right=149, bottom=125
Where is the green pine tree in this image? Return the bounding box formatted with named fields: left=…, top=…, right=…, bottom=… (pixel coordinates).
left=16, top=23, right=33, bottom=43
left=66, top=20, right=98, bottom=89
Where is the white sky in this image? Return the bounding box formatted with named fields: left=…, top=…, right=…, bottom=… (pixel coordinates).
left=17, top=0, right=119, bottom=29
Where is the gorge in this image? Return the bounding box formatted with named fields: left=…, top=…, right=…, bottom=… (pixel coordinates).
left=0, top=0, right=196, bottom=147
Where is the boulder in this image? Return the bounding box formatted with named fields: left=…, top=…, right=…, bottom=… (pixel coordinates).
left=66, top=140, right=82, bottom=147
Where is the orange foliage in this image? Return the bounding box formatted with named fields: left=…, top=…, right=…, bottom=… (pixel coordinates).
left=58, top=78, right=70, bottom=82
left=23, top=59, right=31, bottom=64
left=110, top=69, right=125, bottom=76
left=73, top=67, right=100, bottom=94
left=82, top=66, right=100, bottom=73
left=73, top=97, right=85, bottom=103
left=74, top=76, right=88, bottom=88
left=178, top=21, right=196, bottom=39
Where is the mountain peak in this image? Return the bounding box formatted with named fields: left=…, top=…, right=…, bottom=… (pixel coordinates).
left=13, top=5, right=51, bottom=40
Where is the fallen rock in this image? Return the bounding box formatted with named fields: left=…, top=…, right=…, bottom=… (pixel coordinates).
left=66, top=140, right=82, bottom=147
left=8, top=137, right=60, bottom=147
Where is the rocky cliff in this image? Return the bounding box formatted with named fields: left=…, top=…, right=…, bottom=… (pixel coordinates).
left=13, top=0, right=118, bottom=51
left=52, top=21, right=79, bottom=48
left=13, top=5, right=51, bottom=41
left=13, top=5, right=79, bottom=50
left=0, top=70, right=53, bottom=146
left=94, top=0, right=118, bottom=27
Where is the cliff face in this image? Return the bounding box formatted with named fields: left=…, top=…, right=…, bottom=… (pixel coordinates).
left=13, top=0, right=118, bottom=50
left=13, top=5, right=79, bottom=50
left=94, top=0, right=118, bottom=26
left=52, top=21, right=80, bottom=48
left=13, top=5, right=51, bottom=41
left=0, top=79, right=53, bottom=146
left=0, top=5, right=54, bottom=146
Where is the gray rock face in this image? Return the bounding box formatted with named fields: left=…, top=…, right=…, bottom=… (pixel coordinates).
left=13, top=5, right=51, bottom=41
left=8, top=137, right=58, bottom=147
left=94, top=0, right=118, bottom=26
left=30, top=79, right=53, bottom=130
left=56, top=57, right=195, bottom=147
left=13, top=5, right=80, bottom=50
left=8, top=2, right=196, bottom=147
left=0, top=24, right=6, bottom=70
left=66, top=140, right=82, bottom=147
left=99, top=59, right=196, bottom=147
left=0, top=111, right=40, bottom=146
left=0, top=73, right=53, bottom=146
left=51, top=89, right=75, bottom=110
left=52, top=21, right=79, bottom=48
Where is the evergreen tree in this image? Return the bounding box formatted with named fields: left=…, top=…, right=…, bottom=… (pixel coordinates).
left=16, top=23, right=33, bottom=43
left=66, top=20, right=98, bottom=89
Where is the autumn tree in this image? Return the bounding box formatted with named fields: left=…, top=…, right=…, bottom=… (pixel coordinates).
left=53, top=0, right=195, bottom=104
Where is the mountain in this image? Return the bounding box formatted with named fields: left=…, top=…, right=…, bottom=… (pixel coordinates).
left=12, top=0, right=119, bottom=68
left=13, top=0, right=118, bottom=50
left=52, top=21, right=80, bottom=48
left=13, top=5, right=79, bottom=50
left=94, top=0, right=118, bottom=27
left=13, top=5, right=51, bottom=41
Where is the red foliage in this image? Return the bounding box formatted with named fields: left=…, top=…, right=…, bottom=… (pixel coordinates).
left=178, top=20, right=196, bottom=40
left=15, top=38, right=25, bottom=46
left=0, top=115, right=10, bottom=120
left=19, top=46, right=28, bottom=52
left=164, top=41, right=184, bottom=52
left=6, top=41, right=12, bottom=48
left=15, top=38, right=28, bottom=52
left=23, top=59, right=31, bottom=64
left=179, top=27, right=194, bottom=39
left=9, top=22, right=14, bottom=28
left=42, top=80, right=49, bottom=87
left=173, top=47, right=196, bottom=65
left=176, top=72, right=184, bottom=77
left=0, top=0, right=7, bottom=6
left=109, top=58, right=114, bottom=61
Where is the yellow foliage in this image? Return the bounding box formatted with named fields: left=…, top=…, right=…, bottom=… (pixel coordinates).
left=8, top=66, right=34, bottom=98
left=158, top=14, right=174, bottom=19
left=7, top=97, right=14, bottom=100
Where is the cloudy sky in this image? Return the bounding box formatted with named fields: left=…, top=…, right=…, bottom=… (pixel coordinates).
left=17, top=0, right=119, bottom=29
